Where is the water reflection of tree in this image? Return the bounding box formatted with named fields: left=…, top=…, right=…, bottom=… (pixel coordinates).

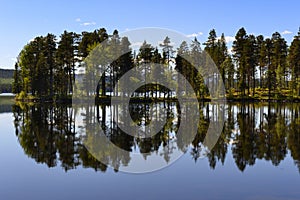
left=190, top=103, right=300, bottom=173
left=229, top=103, right=294, bottom=172
left=96, top=102, right=181, bottom=163
left=287, top=104, right=300, bottom=172
left=233, top=104, right=258, bottom=171
left=206, top=104, right=233, bottom=169
left=191, top=103, right=230, bottom=169
left=13, top=102, right=188, bottom=172
left=13, top=103, right=106, bottom=172
left=191, top=103, right=209, bottom=162
left=13, top=102, right=300, bottom=173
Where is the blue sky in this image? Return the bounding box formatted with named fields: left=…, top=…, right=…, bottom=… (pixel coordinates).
left=0, top=0, right=299, bottom=69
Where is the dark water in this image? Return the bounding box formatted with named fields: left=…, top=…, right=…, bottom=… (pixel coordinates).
left=0, top=98, right=300, bottom=200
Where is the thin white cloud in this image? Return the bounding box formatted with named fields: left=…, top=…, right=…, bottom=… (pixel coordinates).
left=75, top=18, right=81, bottom=22
left=81, top=22, right=96, bottom=26
left=217, top=36, right=235, bottom=43
left=282, top=30, right=292, bottom=35
left=186, top=32, right=203, bottom=38
left=186, top=33, right=198, bottom=38
left=125, top=28, right=130, bottom=31
left=130, top=41, right=143, bottom=47
left=225, top=36, right=235, bottom=43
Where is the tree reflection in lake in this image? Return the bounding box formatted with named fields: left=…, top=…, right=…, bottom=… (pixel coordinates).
left=13, top=102, right=300, bottom=173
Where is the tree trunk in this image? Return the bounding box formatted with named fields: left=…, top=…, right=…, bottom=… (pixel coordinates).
left=252, top=68, right=255, bottom=96
left=102, top=73, right=106, bottom=96
left=96, top=79, right=101, bottom=100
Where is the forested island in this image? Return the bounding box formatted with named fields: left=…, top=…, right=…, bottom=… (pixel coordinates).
left=12, top=27, right=300, bottom=102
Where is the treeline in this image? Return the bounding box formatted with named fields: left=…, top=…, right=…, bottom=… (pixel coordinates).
left=0, top=69, right=14, bottom=93
left=13, top=27, right=300, bottom=100
left=0, top=69, right=14, bottom=78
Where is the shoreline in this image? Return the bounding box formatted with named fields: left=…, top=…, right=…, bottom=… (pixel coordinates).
left=12, top=96, right=300, bottom=104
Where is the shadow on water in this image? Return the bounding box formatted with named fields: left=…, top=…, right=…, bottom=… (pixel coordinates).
left=11, top=101, right=300, bottom=173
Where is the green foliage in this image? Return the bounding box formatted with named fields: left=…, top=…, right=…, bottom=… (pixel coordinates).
left=288, top=28, right=300, bottom=96
left=232, top=27, right=248, bottom=96
left=14, top=26, right=300, bottom=102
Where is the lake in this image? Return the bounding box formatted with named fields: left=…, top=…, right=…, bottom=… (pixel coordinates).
left=0, top=97, right=300, bottom=200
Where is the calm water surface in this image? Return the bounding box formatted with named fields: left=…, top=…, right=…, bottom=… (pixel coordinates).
left=0, top=97, right=299, bottom=200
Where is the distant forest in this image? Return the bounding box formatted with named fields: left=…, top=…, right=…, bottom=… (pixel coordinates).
left=13, top=27, right=300, bottom=101
left=0, top=69, right=14, bottom=78
left=0, top=69, right=14, bottom=93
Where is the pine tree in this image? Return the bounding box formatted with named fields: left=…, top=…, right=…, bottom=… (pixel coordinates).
left=288, top=28, right=300, bottom=97
left=265, top=38, right=275, bottom=98
left=270, top=32, right=287, bottom=93
left=175, top=41, right=190, bottom=96
left=204, top=29, right=217, bottom=62
left=257, top=35, right=266, bottom=88
left=221, top=56, right=234, bottom=93
left=245, top=34, right=258, bottom=96
left=44, top=33, right=56, bottom=97
left=217, top=33, right=228, bottom=82
left=204, top=29, right=219, bottom=95
left=190, top=38, right=205, bottom=97
left=118, top=36, right=134, bottom=97
left=137, top=41, right=154, bottom=98
left=109, top=30, right=121, bottom=96
left=56, top=31, right=80, bottom=96
left=160, top=36, right=174, bottom=69
left=232, top=27, right=248, bottom=97
left=151, top=48, right=163, bottom=98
